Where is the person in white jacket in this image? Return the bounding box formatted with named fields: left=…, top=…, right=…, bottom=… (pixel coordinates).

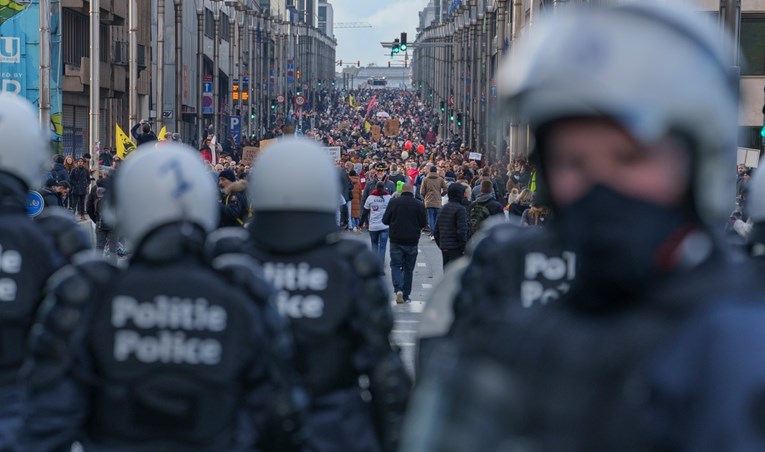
left=364, top=181, right=392, bottom=265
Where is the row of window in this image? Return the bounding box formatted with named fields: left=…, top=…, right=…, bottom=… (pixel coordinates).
left=203, top=9, right=232, bottom=42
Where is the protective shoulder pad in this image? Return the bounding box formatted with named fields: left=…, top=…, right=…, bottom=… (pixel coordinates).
left=329, top=235, right=384, bottom=279
left=35, top=206, right=92, bottom=259
left=205, top=227, right=251, bottom=261
left=25, top=257, right=119, bottom=388
left=210, top=253, right=274, bottom=304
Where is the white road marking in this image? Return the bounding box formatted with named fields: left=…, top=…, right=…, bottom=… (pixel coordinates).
left=422, top=283, right=432, bottom=289
left=417, top=263, right=427, bottom=267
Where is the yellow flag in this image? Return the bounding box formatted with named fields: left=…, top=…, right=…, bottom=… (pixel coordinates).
left=158, top=125, right=168, bottom=141
left=364, top=121, right=371, bottom=132
left=115, top=124, right=136, bottom=159
left=349, top=95, right=356, bottom=109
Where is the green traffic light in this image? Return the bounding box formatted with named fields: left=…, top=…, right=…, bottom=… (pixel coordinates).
left=450, top=115, right=454, bottom=121
left=401, top=44, right=407, bottom=51
left=761, top=125, right=765, bottom=138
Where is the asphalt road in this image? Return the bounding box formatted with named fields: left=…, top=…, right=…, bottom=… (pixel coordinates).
left=360, top=230, right=444, bottom=378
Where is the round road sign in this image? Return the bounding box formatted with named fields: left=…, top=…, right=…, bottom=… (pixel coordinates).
left=27, top=191, right=44, bottom=217
left=294, top=95, right=306, bottom=107
left=276, top=94, right=285, bottom=104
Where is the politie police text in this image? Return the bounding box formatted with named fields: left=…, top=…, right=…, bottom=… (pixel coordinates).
left=111, top=295, right=227, bottom=365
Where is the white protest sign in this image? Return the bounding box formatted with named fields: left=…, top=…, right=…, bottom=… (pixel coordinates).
left=469, top=152, right=482, bottom=161
left=324, top=146, right=342, bottom=163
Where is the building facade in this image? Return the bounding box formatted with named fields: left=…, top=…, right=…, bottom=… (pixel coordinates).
left=318, top=0, right=334, bottom=38
left=413, top=0, right=765, bottom=162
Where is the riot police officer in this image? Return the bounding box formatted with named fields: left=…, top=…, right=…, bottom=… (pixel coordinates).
left=20, top=143, right=305, bottom=451
left=246, top=138, right=411, bottom=452
left=0, top=92, right=90, bottom=450
left=404, top=3, right=765, bottom=451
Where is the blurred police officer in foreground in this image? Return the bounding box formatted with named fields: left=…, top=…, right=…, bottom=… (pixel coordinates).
left=404, top=3, right=765, bottom=451
left=19, top=143, right=305, bottom=451
left=0, top=92, right=90, bottom=450
left=246, top=138, right=411, bottom=452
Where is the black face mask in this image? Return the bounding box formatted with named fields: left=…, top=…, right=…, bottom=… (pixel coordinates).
left=555, top=185, right=691, bottom=311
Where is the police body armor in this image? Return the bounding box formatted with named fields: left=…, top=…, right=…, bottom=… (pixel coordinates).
left=407, top=235, right=760, bottom=452
left=0, top=177, right=88, bottom=385
left=22, top=226, right=300, bottom=452
left=249, top=233, right=411, bottom=452
left=416, top=222, right=576, bottom=371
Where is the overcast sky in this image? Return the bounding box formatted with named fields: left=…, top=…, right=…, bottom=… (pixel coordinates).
left=330, top=0, right=430, bottom=68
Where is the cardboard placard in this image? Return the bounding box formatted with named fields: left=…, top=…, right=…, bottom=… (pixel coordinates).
left=240, top=146, right=260, bottom=165
left=339, top=121, right=351, bottom=131
left=469, top=152, right=483, bottom=161
left=371, top=125, right=382, bottom=142
left=383, top=119, right=400, bottom=137
left=259, top=138, right=279, bottom=152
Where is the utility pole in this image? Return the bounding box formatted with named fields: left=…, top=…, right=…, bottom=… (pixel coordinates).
left=213, top=4, right=221, bottom=137
left=196, top=3, right=204, bottom=143
left=157, top=0, right=165, bottom=130
left=248, top=12, right=256, bottom=138
left=129, top=0, right=138, bottom=126
left=174, top=0, right=183, bottom=135
left=89, top=0, right=100, bottom=175
left=39, top=0, right=51, bottom=135
left=229, top=12, right=236, bottom=126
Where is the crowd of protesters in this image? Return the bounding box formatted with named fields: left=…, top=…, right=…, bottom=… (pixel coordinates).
left=45, top=86, right=553, bottom=269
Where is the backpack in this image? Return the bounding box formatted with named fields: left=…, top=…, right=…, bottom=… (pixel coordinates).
left=468, top=202, right=492, bottom=234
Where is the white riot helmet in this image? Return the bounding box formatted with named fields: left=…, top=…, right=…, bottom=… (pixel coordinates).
left=0, top=92, right=49, bottom=189
left=747, top=168, right=765, bottom=223
left=109, top=142, right=219, bottom=247
left=498, top=2, right=738, bottom=225
left=247, top=137, right=340, bottom=213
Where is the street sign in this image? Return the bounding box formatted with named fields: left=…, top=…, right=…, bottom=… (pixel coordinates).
left=162, top=111, right=173, bottom=119
left=202, top=75, right=214, bottom=115
left=27, top=191, right=44, bottom=217
left=294, top=95, right=306, bottom=107
left=229, top=115, right=241, bottom=147
left=276, top=94, right=285, bottom=104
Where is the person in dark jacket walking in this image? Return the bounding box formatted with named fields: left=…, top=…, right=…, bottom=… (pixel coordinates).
left=130, top=120, right=158, bottom=145
left=434, top=183, right=469, bottom=269
left=383, top=184, right=427, bottom=303
left=69, top=158, right=90, bottom=220
left=467, top=180, right=505, bottom=235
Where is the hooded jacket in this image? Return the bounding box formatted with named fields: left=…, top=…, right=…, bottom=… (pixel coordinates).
left=469, top=193, right=504, bottom=217
left=434, top=183, right=469, bottom=251
left=420, top=172, right=448, bottom=209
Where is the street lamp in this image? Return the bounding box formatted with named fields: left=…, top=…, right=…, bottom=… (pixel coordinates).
left=213, top=1, right=222, bottom=137
left=196, top=0, right=205, bottom=142
left=174, top=0, right=184, bottom=136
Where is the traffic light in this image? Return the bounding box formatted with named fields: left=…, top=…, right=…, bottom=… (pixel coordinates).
left=449, top=111, right=455, bottom=121
left=250, top=107, right=255, bottom=120
left=318, top=80, right=322, bottom=87
left=456, top=112, right=463, bottom=127
left=392, top=38, right=400, bottom=54
left=357, top=60, right=360, bottom=67
left=270, top=99, right=276, bottom=110
left=400, top=32, right=408, bottom=51
left=440, top=101, right=445, bottom=112
left=429, top=90, right=433, bottom=98
left=339, top=59, right=343, bottom=66
left=296, top=69, right=301, bottom=80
